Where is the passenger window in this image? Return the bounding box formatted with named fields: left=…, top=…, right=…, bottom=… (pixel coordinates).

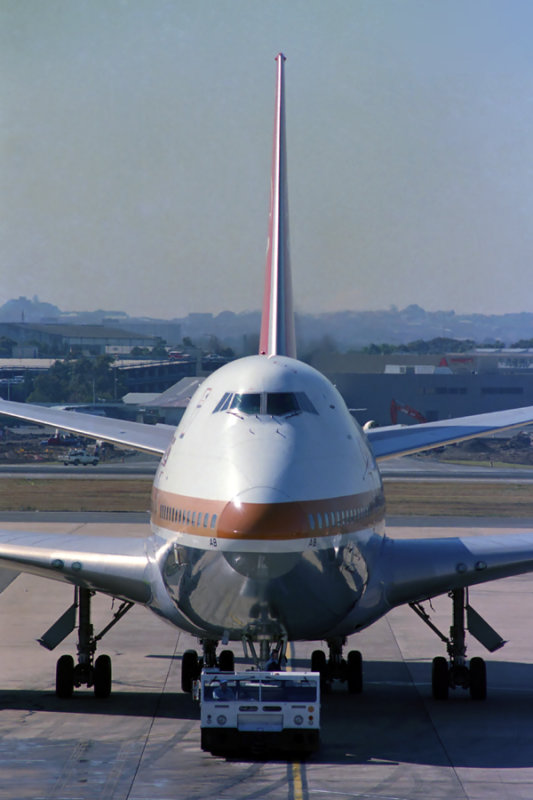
left=203, top=512, right=209, bottom=528
left=192, top=511, right=196, bottom=526
left=210, top=514, right=217, bottom=529
left=308, top=513, right=315, bottom=531
left=317, top=513, right=323, bottom=529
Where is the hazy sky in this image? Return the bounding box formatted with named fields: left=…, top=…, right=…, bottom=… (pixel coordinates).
left=2, top=0, right=533, bottom=318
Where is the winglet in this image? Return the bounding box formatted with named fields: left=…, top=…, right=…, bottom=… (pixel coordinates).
left=259, top=53, right=296, bottom=358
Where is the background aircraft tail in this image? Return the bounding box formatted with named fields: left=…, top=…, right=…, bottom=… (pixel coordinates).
left=259, top=54, right=297, bottom=359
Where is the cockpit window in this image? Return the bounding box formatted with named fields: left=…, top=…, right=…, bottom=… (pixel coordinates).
left=295, top=392, right=318, bottom=414
left=213, top=391, right=318, bottom=417
left=213, top=392, right=232, bottom=413
left=230, top=393, right=261, bottom=415
left=267, top=392, right=300, bottom=417
left=266, top=392, right=299, bottom=415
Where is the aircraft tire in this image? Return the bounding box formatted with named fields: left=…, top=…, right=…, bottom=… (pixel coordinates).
left=94, top=654, right=112, bottom=699
left=182, top=649, right=199, bottom=693
left=432, top=656, right=449, bottom=700
left=218, top=649, right=234, bottom=672
left=311, top=650, right=327, bottom=690
left=56, top=654, right=75, bottom=699
left=469, top=657, right=487, bottom=701
left=347, top=649, right=363, bottom=693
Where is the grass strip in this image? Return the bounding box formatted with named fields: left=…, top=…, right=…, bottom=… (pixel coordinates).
left=0, top=479, right=152, bottom=512
left=383, top=480, right=533, bottom=517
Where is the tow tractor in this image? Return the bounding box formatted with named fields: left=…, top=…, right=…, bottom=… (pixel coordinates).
left=198, top=669, right=320, bottom=756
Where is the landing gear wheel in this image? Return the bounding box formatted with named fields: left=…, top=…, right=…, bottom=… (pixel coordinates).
left=182, top=649, right=199, bottom=693
left=218, top=649, right=234, bottom=672
left=432, top=656, right=449, bottom=700
left=469, top=656, right=486, bottom=701
left=56, top=654, right=75, bottom=698
left=94, top=654, right=112, bottom=698
left=311, top=649, right=328, bottom=691
left=347, top=649, right=363, bottom=694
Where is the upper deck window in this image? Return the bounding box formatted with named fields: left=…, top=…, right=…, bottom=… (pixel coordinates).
left=212, top=391, right=318, bottom=417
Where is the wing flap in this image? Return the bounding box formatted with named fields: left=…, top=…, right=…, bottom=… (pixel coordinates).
left=0, top=398, right=173, bottom=455
left=366, top=405, right=533, bottom=461
left=0, top=529, right=153, bottom=604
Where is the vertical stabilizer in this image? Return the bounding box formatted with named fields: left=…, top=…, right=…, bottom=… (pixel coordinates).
left=259, top=54, right=296, bottom=358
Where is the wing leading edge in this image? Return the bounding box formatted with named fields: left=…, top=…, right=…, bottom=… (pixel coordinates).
left=0, top=398, right=174, bottom=455
left=366, top=404, right=533, bottom=461
left=382, top=531, right=533, bottom=609
left=0, top=528, right=153, bottom=603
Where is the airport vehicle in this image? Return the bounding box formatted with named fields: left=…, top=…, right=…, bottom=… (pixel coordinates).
left=199, top=670, right=320, bottom=755
left=0, top=55, right=532, bottom=711
left=63, top=449, right=99, bottom=466
left=43, top=434, right=82, bottom=447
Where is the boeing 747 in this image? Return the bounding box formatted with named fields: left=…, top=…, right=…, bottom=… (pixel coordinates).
left=0, top=55, right=532, bottom=705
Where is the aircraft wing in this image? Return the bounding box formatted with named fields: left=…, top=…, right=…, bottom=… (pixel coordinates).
left=0, top=398, right=174, bottom=456
left=382, top=531, right=533, bottom=608
left=366, top=405, right=533, bottom=461
left=0, top=528, right=154, bottom=604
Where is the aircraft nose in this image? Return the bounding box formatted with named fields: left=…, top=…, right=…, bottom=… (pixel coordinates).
left=218, top=487, right=308, bottom=542
left=218, top=488, right=307, bottom=579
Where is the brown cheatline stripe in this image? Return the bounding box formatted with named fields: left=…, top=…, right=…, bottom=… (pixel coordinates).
left=152, top=487, right=384, bottom=541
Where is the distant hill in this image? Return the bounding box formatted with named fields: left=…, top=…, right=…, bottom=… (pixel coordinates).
left=0, top=296, right=61, bottom=323
left=0, top=297, right=532, bottom=351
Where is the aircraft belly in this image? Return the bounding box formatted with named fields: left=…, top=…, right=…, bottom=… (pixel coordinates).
left=160, top=530, right=379, bottom=641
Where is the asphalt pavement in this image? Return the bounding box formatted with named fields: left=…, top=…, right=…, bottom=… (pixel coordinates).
left=0, top=518, right=533, bottom=799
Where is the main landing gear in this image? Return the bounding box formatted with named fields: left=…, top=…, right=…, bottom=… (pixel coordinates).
left=181, top=639, right=236, bottom=692
left=181, top=637, right=296, bottom=692
left=38, top=587, right=133, bottom=699
left=311, top=637, right=363, bottom=694
left=410, top=588, right=505, bottom=701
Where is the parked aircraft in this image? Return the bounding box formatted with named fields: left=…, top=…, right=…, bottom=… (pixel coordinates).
left=0, top=55, right=532, bottom=702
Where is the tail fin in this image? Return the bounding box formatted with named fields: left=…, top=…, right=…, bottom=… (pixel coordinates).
left=259, top=53, right=296, bottom=358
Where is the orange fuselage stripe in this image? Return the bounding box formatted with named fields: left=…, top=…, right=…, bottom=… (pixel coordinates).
left=151, top=487, right=384, bottom=541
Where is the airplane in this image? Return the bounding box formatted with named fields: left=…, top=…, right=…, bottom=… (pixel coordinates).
left=0, top=53, right=533, bottom=704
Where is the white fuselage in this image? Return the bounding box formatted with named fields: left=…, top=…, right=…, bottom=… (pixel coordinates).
left=150, top=355, right=386, bottom=642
